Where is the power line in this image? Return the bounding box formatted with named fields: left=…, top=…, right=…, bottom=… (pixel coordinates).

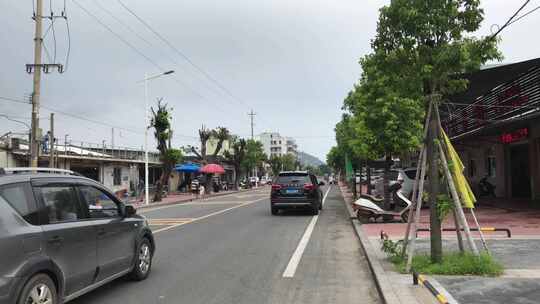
left=0, top=95, right=198, bottom=139
left=71, top=0, right=165, bottom=71
left=442, top=101, right=540, bottom=110
left=508, top=5, right=540, bottom=26
left=115, top=0, right=259, bottom=112
left=0, top=96, right=30, bottom=105
left=71, top=0, right=231, bottom=115
left=489, top=0, right=531, bottom=39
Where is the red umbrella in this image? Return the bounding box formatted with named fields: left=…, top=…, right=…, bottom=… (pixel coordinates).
left=200, top=164, right=225, bottom=174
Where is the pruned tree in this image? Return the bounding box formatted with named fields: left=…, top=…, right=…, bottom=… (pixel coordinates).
left=191, top=125, right=212, bottom=164
left=150, top=98, right=183, bottom=202
left=211, top=126, right=230, bottom=158
left=224, top=136, right=247, bottom=190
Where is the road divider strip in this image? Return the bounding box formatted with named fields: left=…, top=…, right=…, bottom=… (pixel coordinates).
left=148, top=218, right=194, bottom=226
left=152, top=197, right=267, bottom=234
left=282, top=186, right=332, bottom=278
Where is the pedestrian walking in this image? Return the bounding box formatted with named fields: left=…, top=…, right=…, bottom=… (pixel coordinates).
left=137, top=178, right=145, bottom=202
left=42, top=131, right=50, bottom=154
left=199, top=184, right=205, bottom=200
left=191, top=178, right=200, bottom=199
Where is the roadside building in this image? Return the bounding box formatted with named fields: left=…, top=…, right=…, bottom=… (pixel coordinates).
left=257, top=132, right=297, bottom=158
left=0, top=136, right=162, bottom=196
left=441, top=58, right=540, bottom=202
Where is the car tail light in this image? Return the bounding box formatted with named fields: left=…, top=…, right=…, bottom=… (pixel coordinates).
left=271, top=184, right=282, bottom=191
left=303, top=183, right=314, bottom=191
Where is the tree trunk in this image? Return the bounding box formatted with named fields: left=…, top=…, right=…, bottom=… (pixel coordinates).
left=383, top=155, right=392, bottom=210
left=427, top=99, right=442, bottom=263
left=366, top=165, right=372, bottom=195
left=352, top=169, right=357, bottom=199
left=153, top=166, right=171, bottom=202
left=233, top=165, right=241, bottom=190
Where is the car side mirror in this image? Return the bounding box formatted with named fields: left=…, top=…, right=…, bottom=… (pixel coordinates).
left=318, top=181, right=325, bottom=186
left=124, top=205, right=137, bottom=217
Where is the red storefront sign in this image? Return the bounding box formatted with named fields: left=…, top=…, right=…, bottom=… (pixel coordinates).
left=500, top=128, right=529, bottom=144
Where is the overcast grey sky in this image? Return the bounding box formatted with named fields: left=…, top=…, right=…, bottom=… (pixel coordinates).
left=1, top=0, right=539, bottom=161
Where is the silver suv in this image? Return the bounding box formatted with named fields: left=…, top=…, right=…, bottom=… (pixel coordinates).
left=0, top=168, right=155, bottom=304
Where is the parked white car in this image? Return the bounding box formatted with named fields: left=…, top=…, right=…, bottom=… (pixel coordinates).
left=374, top=168, right=420, bottom=198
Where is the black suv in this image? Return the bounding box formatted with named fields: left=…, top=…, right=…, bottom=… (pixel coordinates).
left=0, top=168, right=155, bottom=304
left=270, top=171, right=324, bottom=215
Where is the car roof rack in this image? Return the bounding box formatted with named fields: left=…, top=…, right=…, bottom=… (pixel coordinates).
left=0, top=167, right=82, bottom=176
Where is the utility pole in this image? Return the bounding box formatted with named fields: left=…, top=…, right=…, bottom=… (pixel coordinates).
left=111, top=128, right=115, bottom=149
left=248, top=109, right=256, bottom=140
left=49, top=113, right=54, bottom=168
left=30, top=0, right=44, bottom=167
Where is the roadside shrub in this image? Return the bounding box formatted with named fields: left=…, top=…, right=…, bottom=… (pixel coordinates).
left=394, top=252, right=503, bottom=276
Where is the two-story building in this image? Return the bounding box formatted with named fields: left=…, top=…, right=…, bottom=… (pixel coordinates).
left=441, top=58, right=540, bottom=202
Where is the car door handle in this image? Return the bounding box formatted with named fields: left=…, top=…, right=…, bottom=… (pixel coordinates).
left=47, top=236, right=63, bottom=245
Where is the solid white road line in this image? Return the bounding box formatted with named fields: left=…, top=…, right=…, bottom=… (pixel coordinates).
left=153, top=197, right=267, bottom=234
left=282, top=186, right=332, bottom=278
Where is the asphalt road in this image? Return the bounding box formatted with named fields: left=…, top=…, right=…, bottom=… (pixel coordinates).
left=70, top=186, right=381, bottom=304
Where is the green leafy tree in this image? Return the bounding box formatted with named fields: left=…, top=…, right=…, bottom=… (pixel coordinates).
left=281, top=153, right=297, bottom=171
left=326, top=146, right=344, bottom=173
left=150, top=99, right=183, bottom=202
left=224, top=136, right=247, bottom=190
left=269, top=155, right=283, bottom=176
left=242, top=139, right=267, bottom=177
left=363, top=0, right=502, bottom=262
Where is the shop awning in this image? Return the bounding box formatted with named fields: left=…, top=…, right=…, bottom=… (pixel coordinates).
left=175, top=163, right=200, bottom=173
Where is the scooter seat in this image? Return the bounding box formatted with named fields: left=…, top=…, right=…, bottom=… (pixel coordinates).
left=360, top=193, right=384, bottom=203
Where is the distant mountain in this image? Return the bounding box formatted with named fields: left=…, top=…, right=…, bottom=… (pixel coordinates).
left=297, top=151, right=324, bottom=167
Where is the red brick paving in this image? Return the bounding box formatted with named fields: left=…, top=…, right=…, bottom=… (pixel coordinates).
left=339, top=182, right=540, bottom=238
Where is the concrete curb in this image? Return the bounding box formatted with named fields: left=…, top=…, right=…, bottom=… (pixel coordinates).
left=337, top=184, right=401, bottom=304
left=133, top=188, right=262, bottom=210
left=413, top=273, right=459, bottom=304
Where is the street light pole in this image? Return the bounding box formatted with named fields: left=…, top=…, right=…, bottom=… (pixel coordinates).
left=144, top=72, right=149, bottom=206
left=142, top=70, right=174, bottom=206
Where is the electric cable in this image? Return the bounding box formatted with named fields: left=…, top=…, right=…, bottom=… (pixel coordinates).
left=489, top=0, right=531, bottom=40
left=115, top=0, right=273, bottom=128
left=50, top=0, right=57, bottom=63
left=72, top=0, right=232, bottom=115
left=442, top=101, right=540, bottom=110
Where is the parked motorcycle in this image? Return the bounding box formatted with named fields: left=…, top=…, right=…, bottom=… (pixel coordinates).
left=352, top=182, right=412, bottom=223
left=478, top=175, right=496, bottom=198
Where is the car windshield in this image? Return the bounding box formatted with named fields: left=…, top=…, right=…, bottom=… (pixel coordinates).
left=276, top=175, right=310, bottom=184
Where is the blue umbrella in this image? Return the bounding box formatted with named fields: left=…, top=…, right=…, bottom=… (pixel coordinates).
left=175, top=163, right=200, bottom=173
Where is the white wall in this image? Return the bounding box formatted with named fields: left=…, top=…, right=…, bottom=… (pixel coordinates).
left=0, top=150, right=19, bottom=168
left=102, top=164, right=132, bottom=193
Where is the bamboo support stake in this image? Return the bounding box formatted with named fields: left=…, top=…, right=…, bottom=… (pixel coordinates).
left=436, top=139, right=479, bottom=255
left=470, top=208, right=489, bottom=253
left=401, top=147, right=424, bottom=256
left=402, top=102, right=433, bottom=256
left=452, top=208, right=465, bottom=253
left=405, top=146, right=428, bottom=272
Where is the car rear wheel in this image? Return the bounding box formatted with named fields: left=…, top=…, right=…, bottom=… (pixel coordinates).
left=129, top=238, right=153, bottom=281
left=18, top=273, right=58, bottom=304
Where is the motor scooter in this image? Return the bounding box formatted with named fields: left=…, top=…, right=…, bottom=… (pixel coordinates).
left=352, top=182, right=412, bottom=223
left=478, top=175, right=496, bottom=198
